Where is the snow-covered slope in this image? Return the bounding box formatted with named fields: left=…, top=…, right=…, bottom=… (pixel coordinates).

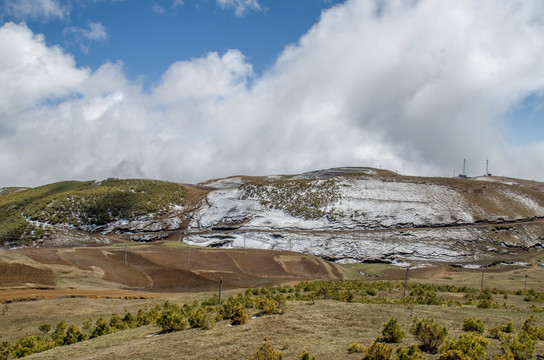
left=184, top=169, right=544, bottom=264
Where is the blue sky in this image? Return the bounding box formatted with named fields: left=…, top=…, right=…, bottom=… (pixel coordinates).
left=0, top=0, right=543, bottom=187
left=18, top=0, right=345, bottom=88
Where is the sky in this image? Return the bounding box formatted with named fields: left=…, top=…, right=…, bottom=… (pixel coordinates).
left=0, top=0, right=544, bottom=188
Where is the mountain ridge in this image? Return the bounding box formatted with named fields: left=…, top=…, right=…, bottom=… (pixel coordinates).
left=1, top=168, right=543, bottom=265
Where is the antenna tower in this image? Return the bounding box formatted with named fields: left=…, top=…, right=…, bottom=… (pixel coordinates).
left=458, top=159, right=467, bottom=178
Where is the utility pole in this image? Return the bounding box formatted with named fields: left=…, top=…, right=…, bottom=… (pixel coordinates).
left=481, top=269, right=485, bottom=290
left=186, top=243, right=189, bottom=265
left=124, top=241, right=127, bottom=265
left=218, top=277, right=223, bottom=307
left=525, top=274, right=528, bottom=291
left=403, top=267, right=409, bottom=297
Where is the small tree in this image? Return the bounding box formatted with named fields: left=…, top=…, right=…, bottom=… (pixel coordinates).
left=410, top=317, right=448, bottom=354
left=381, top=317, right=405, bottom=343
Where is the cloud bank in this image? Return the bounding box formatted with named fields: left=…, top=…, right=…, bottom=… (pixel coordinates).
left=1, top=0, right=544, bottom=187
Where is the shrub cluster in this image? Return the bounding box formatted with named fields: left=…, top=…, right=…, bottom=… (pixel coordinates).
left=410, top=317, right=448, bottom=354
left=462, top=317, right=485, bottom=334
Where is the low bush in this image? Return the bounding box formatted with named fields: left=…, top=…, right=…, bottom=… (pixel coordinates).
left=363, top=341, right=393, bottom=360
left=410, top=317, right=448, bottom=354
left=156, top=307, right=187, bottom=333
left=348, top=342, right=365, bottom=354
left=500, top=331, right=536, bottom=360
left=90, top=317, right=112, bottom=338
left=396, top=345, right=425, bottom=360
left=247, top=338, right=284, bottom=360
left=297, top=350, right=315, bottom=360
left=0, top=341, right=12, bottom=360
left=477, top=299, right=501, bottom=309
left=489, top=322, right=516, bottom=339
left=12, top=336, right=54, bottom=358
left=230, top=306, right=248, bottom=325
left=439, top=332, right=489, bottom=360
left=381, top=317, right=405, bottom=343
left=521, top=315, right=544, bottom=340
left=462, top=317, right=485, bottom=334
left=63, top=325, right=87, bottom=345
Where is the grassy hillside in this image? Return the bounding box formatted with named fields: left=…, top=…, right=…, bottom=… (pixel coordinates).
left=0, top=179, right=186, bottom=247
left=3, top=276, right=544, bottom=359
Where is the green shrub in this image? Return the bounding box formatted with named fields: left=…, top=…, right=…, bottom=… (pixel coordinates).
left=247, top=338, right=284, bottom=360
left=348, top=342, right=365, bottom=354
left=230, top=306, right=248, bottom=325
left=188, top=307, right=216, bottom=329
left=156, top=307, right=187, bottom=332
left=51, top=320, right=67, bottom=345
left=90, top=317, right=112, bottom=338
left=500, top=332, right=536, bottom=360
left=396, top=345, right=425, bottom=360
left=521, top=315, right=544, bottom=340
left=63, top=325, right=87, bottom=345
left=477, top=299, right=501, bottom=309
left=12, top=336, right=54, bottom=358
left=381, top=317, right=405, bottom=343
left=363, top=341, right=393, bottom=360
left=38, top=323, right=51, bottom=334
left=462, top=317, right=485, bottom=334
left=439, top=332, right=489, bottom=360
left=297, top=350, right=315, bottom=360
left=109, top=312, right=129, bottom=331
left=0, top=341, right=12, bottom=360
left=489, top=322, right=516, bottom=339
left=410, top=317, right=448, bottom=354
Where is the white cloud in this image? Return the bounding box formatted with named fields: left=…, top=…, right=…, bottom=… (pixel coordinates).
left=1, top=0, right=69, bottom=20
left=1, top=0, right=544, bottom=188
left=63, top=22, right=107, bottom=53
left=0, top=22, right=88, bottom=114
left=151, top=2, right=165, bottom=14
left=216, top=0, right=261, bottom=17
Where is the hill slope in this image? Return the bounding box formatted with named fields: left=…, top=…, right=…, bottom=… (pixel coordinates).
left=2, top=168, right=544, bottom=264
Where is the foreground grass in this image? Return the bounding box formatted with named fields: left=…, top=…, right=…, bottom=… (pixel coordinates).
left=20, top=300, right=544, bottom=359
left=3, top=277, right=544, bottom=359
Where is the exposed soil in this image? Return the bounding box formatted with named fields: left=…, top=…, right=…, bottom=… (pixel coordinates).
left=0, top=242, right=344, bottom=302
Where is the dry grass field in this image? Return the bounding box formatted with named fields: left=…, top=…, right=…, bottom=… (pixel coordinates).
left=5, top=283, right=544, bottom=359
left=2, top=243, right=544, bottom=359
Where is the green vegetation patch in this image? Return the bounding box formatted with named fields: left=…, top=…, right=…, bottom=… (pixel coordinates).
left=0, top=179, right=186, bottom=246
left=240, top=178, right=340, bottom=220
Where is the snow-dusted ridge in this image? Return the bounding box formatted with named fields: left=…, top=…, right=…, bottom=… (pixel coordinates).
left=184, top=168, right=544, bottom=263
left=11, top=167, right=544, bottom=264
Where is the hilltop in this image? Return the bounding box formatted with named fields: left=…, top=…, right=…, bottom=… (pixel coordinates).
left=1, top=167, right=543, bottom=265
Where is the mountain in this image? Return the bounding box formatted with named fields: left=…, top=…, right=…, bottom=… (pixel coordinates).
left=2, top=168, right=543, bottom=265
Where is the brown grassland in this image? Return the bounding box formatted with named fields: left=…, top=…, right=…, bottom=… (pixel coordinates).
left=0, top=243, right=544, bottom=359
